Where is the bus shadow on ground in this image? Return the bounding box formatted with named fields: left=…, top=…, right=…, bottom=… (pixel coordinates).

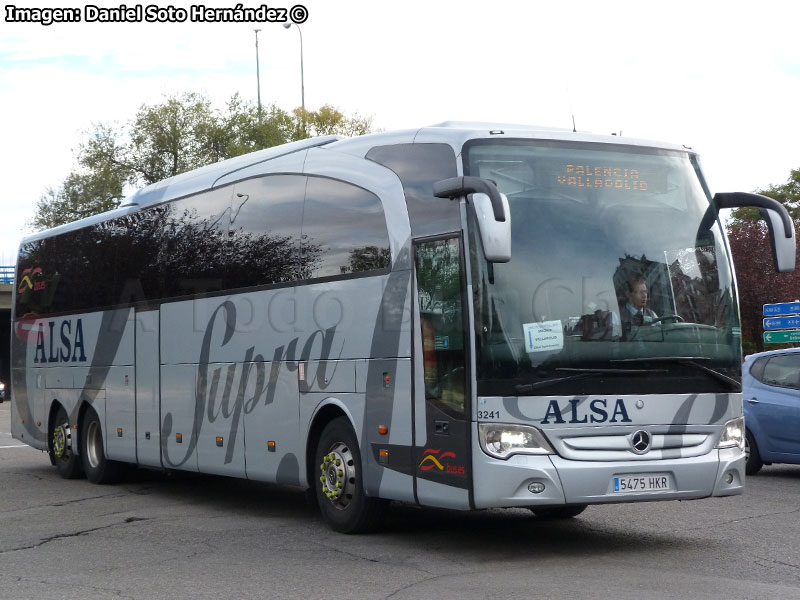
left=110, top=467, right=712, bottom=558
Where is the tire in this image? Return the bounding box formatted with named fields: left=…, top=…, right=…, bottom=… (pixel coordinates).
left=530, top=505, right=588, bottom=519
left=81, top=408, right=125, bottom=484
left=50, top=406, right=84, bottom=479
left=314, top=417, right=387, bottom=533
left=745, top=430, right=763, bottom=476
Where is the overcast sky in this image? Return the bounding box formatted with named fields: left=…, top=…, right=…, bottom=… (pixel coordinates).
left=1, top=0, right=799, bottom=265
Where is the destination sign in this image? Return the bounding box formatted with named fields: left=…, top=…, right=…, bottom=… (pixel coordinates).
left=764, top=330, right=800, bottom=344
left=557, top=164, right=649, bottom=191
left=763, top=301, right=800, bottom=316
left=764, top=316, right=800, bottom=330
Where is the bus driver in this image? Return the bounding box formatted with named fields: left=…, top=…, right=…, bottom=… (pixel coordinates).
left=621, top=276, right=658, bottom=333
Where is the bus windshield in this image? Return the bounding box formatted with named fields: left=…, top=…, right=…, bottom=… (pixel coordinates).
left=464, top=139, right=741, bottom=397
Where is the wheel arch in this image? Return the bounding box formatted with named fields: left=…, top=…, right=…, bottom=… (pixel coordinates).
left=77, top=399, right=101, bottom=454
left=305, top=400, right=356, bottom=490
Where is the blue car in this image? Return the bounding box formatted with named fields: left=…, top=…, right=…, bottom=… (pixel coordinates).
left=742, top=348, right=800, bottom=474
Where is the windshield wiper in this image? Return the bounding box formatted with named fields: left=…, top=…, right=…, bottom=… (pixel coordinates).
left=515, top=367, right=665, bottom=394
left=611, top=357, right=740, bottom=389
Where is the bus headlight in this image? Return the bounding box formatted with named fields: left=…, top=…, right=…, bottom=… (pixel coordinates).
left=478, top=423, right=555, bottom=460
left=716, top=416, right=745, bottom=450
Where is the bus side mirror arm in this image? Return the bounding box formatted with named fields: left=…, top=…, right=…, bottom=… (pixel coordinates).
left=433, top=177, right=511, bottom=263
left=713, top=192, right=796, bottom=273
left=433, top=176, right=506, bottom=222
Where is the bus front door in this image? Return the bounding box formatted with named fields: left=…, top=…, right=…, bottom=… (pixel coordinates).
left=413, top=236, right=472, bottom=509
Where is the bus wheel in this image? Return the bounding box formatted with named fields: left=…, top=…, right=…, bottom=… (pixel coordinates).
left=745, top=430, right=763, bottom=476
left=51, top=406, right=84, bottom=479
left=530, top=505, right=587, bottom=519
left=314, top=417, right=387, bottom=533
left=81, top=408, right=125, bottom=484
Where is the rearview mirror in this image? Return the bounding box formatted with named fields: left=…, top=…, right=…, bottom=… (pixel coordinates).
left=433, top=176, right=511, bottom=262
left=714, top=192, right=796, bottom=273
left=470, top=192, right=511, bottom=262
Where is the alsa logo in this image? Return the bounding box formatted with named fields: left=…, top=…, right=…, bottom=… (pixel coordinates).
left=541, top=398, right=632, bottom=424
left=18, top=267, right=45, bottom=294
left=419, top=449, right=466, bottom=476
left=33, top=319, right=87, bottom=364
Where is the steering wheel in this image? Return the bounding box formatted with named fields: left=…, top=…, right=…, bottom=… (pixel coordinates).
left=651, top=314, right=684, bottom=324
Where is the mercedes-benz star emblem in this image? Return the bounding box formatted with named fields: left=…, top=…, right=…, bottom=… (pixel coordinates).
left=631, top=430, right=651, bottom=454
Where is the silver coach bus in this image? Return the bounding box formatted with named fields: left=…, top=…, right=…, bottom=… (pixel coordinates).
left=11, top=123, right=795, bottom=532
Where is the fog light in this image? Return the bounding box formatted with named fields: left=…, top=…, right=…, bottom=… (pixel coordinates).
left=528, top=482, right=546, bottom=494
left=725, top=472, right=734, bottom=484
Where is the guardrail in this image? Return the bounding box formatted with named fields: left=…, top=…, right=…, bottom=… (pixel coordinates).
left=0, top=265, right=14, bottom=285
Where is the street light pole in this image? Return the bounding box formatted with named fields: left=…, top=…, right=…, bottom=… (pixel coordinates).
left=283, top=22, right=305, bottom=112
left=254, top=28, right=262, bottom=119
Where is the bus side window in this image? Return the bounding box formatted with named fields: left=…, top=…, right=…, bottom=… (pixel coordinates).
left=113, top=206, right=167, bottom=306
left=301, top=177, right=391, bottom=280
left=366, top=143, right=459, bottom=237
left=15, top=240, right=51, bottom=316
left=228, top=174, right=305, bottom=289
left=160, top=187, right=232, bottom=299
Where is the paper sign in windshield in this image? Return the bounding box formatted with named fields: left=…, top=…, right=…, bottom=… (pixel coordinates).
left=523, top=321, right=564, bottom=353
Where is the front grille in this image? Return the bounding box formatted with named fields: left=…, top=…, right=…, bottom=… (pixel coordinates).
left=548, top=430, right=713, bottom=461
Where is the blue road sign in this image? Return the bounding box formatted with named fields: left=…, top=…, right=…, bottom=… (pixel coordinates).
left=763, top=301, right=800, bottom=316
left=764, top=316, right=800, bottom=330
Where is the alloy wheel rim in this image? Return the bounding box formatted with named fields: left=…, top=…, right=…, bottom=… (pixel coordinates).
left=319, top=442, right=356, bottom=509
left=53, top=423, right=71, bottom=461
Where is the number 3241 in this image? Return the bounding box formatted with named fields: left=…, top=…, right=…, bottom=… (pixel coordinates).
left=478, top=410, right=500, bottom=420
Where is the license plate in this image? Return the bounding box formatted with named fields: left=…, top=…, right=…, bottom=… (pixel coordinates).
left=613, top=474, right=671, bottom=493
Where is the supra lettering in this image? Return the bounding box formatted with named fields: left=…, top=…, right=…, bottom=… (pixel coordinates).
left=541, top=398, right=631, bottom=424
left=162, top=300, right=340, bottom=468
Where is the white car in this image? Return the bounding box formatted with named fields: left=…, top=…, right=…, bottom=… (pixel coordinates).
left=0, top=381, right=5, bottom=403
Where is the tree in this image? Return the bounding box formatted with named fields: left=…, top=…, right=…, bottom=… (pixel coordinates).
left=29, top=123, right=130, bottom=231
left=290, top=105, right=374, bottom=139
left=726, top=168, right=800, bottom=353
left=729, top=168, right=800, bottom=226
left=31, top=93, right=375, bottom=230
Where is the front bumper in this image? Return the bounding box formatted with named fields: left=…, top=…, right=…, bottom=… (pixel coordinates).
left=472, top=439, right=744, bottom=509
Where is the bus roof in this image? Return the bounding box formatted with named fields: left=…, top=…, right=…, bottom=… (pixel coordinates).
left=327, top=121, right=695, bottom=157
left=20, top=122, right=696, bottom=246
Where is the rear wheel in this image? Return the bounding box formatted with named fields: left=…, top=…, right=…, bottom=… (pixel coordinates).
left=314, top=417, right=387, bottom=533
left=81, top=408, right=125, bottom=484
left=51, top=406, right=84, bottom=479
left=530, top=505, right=588, bottom=519
left=745, top=430, right=763, bottom=475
